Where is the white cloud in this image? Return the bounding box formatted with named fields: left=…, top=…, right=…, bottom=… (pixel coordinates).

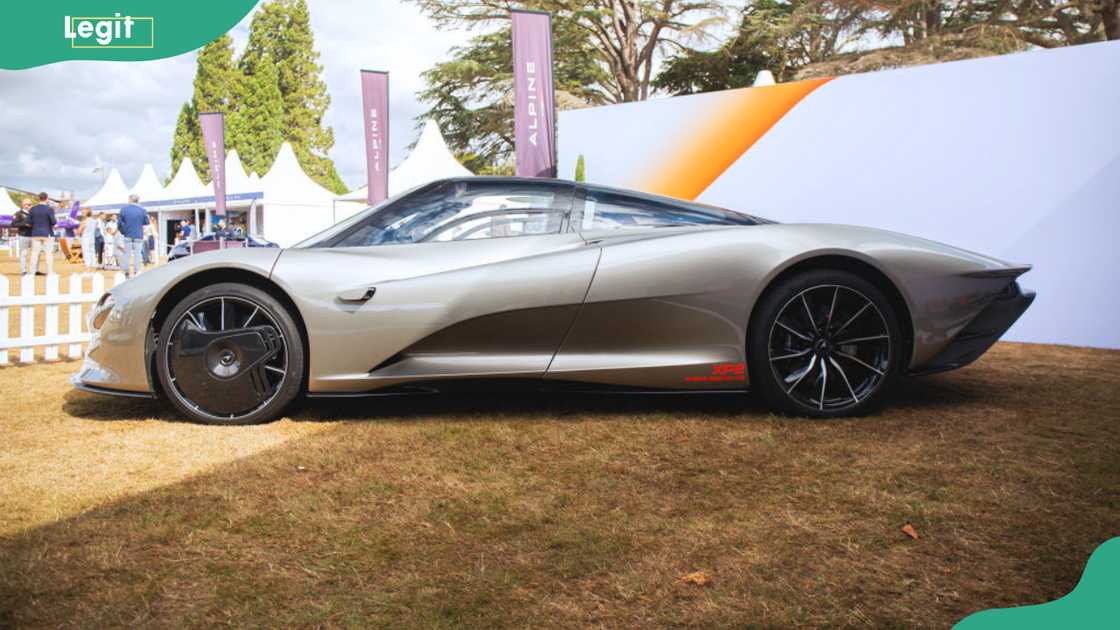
left=0, top=1, right=470, bottom=197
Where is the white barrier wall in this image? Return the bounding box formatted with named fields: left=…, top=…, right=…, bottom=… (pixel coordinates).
left=558, top=41, right=1120, bottom=349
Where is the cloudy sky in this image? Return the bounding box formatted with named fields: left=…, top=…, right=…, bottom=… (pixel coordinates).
left=0, top=1, right=471, bottom=199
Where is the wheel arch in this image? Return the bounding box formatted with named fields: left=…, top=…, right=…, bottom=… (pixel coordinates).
left=147, top=267, right=310, bottom=397
left=747, top=254, right=915, bottom=369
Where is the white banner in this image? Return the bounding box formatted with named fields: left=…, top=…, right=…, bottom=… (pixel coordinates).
left=559, top=42, right=1120, bottom=349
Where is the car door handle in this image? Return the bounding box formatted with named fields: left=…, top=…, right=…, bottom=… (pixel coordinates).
left=337, top=286, right=377, bottom=302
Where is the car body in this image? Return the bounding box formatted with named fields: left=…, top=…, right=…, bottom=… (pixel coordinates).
left=167, top=233, right=278, bottom=261
left=72, top=177, right=1034, bottom=424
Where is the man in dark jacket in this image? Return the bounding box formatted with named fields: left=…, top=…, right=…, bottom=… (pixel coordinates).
left=118, top=194, right=150, bottom=278
left=27, top=192, right=56, bottom=276
left=12, top=197, right=33, bottom=274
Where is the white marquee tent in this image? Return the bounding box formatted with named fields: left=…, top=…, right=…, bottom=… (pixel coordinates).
left=129, top=164, right=166, bottom=202
left=334, top=119, right=472, bottom=220
left=224, top=149, right=253, bottom=195
left=258, top=142, right=337, bottom=246
left=0, top=187, right=20, bottom=215
left=160, top=157, right=211, bottom=201
left=84, top=169, right=132, bottom=210
left=80, top=122, right=470, bottom=248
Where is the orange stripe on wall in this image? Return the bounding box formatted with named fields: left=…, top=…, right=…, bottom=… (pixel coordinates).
left=635, top=78, right=831, bottom=200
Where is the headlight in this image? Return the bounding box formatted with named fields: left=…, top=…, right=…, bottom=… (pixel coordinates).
left=90, top=292, right=116, bottom=330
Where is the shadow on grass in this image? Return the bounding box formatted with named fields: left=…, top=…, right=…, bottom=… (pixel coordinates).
left=62, top=389, right=181, bottom=423
left=60, top=368, right=995, bottom=425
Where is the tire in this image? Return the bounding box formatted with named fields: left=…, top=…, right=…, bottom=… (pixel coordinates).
left=748, top=269, right=902, bottom=418
left=156, top=282, right=304, bottom=425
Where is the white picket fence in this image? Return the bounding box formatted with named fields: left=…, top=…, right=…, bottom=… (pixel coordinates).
left=0, top=272, right=126, bottom=366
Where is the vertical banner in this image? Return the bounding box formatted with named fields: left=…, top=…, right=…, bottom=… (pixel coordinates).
left=199, top=112, right=227, bottom=217
left=512, top=10, right=556, bottom=178
left=361, top=70, right=390, bottom=204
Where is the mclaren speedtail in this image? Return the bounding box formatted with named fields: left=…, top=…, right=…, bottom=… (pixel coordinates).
left=72, top=177, right=1034, bottom=424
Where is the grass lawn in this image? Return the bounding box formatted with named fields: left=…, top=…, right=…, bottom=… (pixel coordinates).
left=1, top=342, right=1117, bottom=627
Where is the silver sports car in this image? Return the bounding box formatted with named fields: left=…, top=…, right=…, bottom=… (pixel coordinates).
left=72, top=177, right=1034, bottom=424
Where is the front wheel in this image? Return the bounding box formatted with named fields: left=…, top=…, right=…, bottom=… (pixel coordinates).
left=156, top=283, right=304, bottom=425
left=748, top=269, right=903, bottom=418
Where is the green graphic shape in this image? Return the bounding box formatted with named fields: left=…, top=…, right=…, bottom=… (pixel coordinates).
left=2, top=2, right=257, bottom=70
left=955, top=537, right=1120, bottom=629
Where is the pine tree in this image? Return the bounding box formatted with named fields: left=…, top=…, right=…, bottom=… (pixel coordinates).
left=169, top=1, right=345, bottom=192
left=241, top=0, right=345, bottom=192
left=170, top=101, right=201, bottom=177
left=230, top=54, right=285, bottom=177
left=193, top=33, right=239, bottom=112
left=169, top=34, right=240, bottom=181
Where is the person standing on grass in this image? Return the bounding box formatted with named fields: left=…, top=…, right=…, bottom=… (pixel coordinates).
left=149, top=221, right=160, bottom=264
left=77, top=207, right=97, bottom=271
left=97, top=212, right=109, bottom=268
left=27, top=192, right=56, bottom=276
left=141, top=222, right=152, bottom=266
left=117, top=194, right=149, bottom=278
left=12, top=198, right=33, bottom=275
left=102, top=215, right=118, bottom=269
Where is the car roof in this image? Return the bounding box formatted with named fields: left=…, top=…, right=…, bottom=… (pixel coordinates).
left=429, top=176, right=685, bottom=204
left=435, top=175, right=578, bottom=186
left=395, top=176, right=769, bottom=222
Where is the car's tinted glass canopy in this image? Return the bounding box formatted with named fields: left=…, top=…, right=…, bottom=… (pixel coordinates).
left=295, top=178, right=767, bottom=249
left=576, top=184, right=767, bottom=230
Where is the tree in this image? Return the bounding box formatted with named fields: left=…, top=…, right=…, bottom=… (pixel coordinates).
left=414, top=0, right=729, bottom=170
left=574, top=154, right=586, bottom=181
left=791, top=0, right=1116, bottom=79
left=1107, top=0, right=1120, bottom=39
left=411, top=0, right=729, bottom=103
left=170, top=35, right=239, bottom=177
left=862, top=0, right=1116, bottom=48
left=418, top=17, right=609, bottom=171
left=170, top=0, right=346, bottom=192
left=229, top=54, right=285, bottom=177
left=658, top=0, right=867, bottom=92
left=241, top=0, right=345, bottom=192
left=193, top=33, right=240, bottom=112
left=658, top=0, right=1118, bottom=92
left=654, top=41, right=769, bottom=95
left=655, top=2, right=782, bottom=94
left=170, top=102, right=201, bottom=177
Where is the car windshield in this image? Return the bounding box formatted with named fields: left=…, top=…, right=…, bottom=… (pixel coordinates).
left=299, top=180, right=573, bottom=248
left=292, top=189, right=405, bottom=248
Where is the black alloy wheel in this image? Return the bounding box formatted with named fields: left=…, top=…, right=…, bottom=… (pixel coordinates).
left=748, top=269, right=901, bottom=418
left=156, top=283, right=304, bottom=425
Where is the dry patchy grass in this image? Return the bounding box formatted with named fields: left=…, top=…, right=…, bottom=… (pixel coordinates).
left=0, top=342, right=1117, bottom=628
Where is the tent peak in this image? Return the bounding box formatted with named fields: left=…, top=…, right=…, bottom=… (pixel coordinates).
left=129, top=163, right=165, bottom=201
left=0, top=186, right=20, bottom=214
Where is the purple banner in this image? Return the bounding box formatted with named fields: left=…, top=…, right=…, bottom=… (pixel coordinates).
left=361, top=70, right=389, bottom=204
left=512, top=10, right=556, bottom=178
left=199, top=111, right=227, bottom=216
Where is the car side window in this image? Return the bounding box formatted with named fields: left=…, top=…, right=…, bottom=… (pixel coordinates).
left=574, top=188, right=759, bottom=230
left=425, top=211, right=563, bottom=242
left=332, top=181, right=572, bottom=247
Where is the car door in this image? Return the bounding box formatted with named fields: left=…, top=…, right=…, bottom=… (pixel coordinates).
left=547, top=185, right=758, bottom=389
left=272, top=179, right=601, bottom=394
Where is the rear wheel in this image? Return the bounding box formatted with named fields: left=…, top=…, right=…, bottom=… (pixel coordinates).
left=748, top=269, right=902, bottom=418
left=156, top=283, right=304, bottom=425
